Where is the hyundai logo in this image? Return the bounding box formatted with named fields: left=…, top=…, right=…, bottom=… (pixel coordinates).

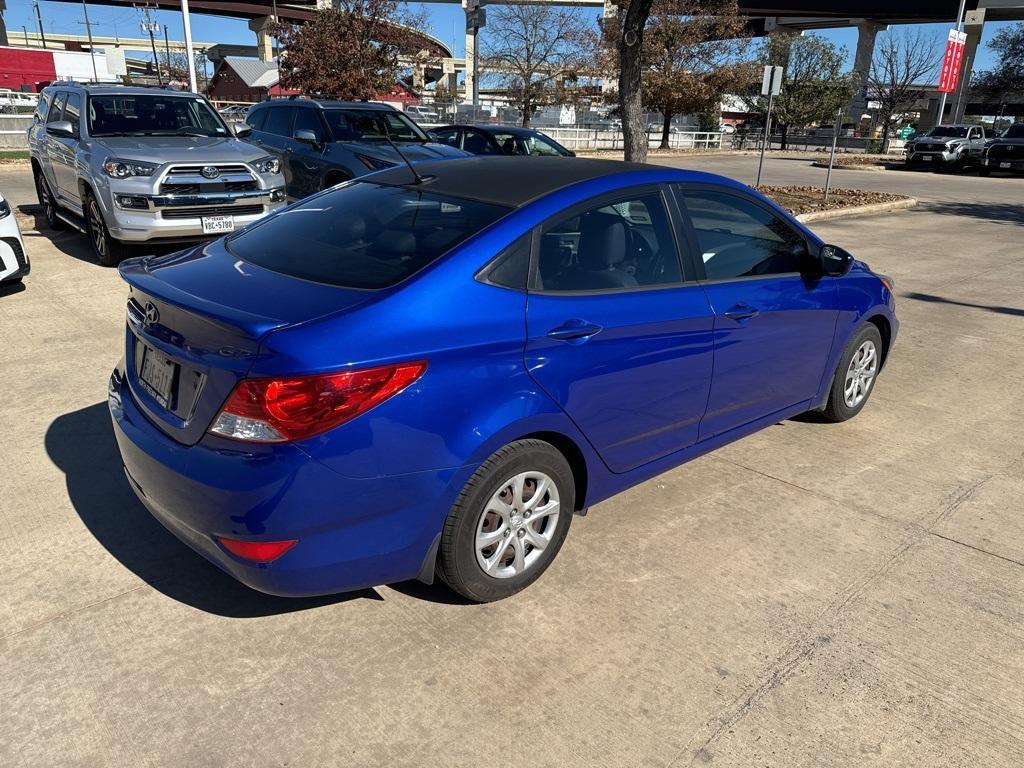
left=144, top=302, right=160, bottom=326
left=201, top=165, right=221, bottom=179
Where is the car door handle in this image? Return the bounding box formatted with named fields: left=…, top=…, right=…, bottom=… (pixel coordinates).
left=724, top=303, right=760, bottom=321
left=547, top=321, right=603, bottom=342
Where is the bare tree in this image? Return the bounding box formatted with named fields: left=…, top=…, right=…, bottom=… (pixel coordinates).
left=482, top=5, right=593, bottom=127
left=643, top=0, right=755, bottom=148
left=868, top=28, right=940, bottom=151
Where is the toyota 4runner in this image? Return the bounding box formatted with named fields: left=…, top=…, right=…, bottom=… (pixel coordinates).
left=29, top=83, right=286, bottom=266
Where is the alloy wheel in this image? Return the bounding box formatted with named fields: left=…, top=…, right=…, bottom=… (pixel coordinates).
left=88, top=199, right=108, bottom=259
left=475, top=471, right=561, bottom=579
left=844, top=340, right=878, bottom=408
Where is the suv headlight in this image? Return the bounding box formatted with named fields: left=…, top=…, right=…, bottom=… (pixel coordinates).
left=253, top=156, right=281, bottom=174
left=0, top=198, right=10, bottom=219
left=102, top=158, right=157, bottom=178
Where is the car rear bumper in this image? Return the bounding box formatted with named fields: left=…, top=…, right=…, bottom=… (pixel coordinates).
left=108, top=366, right=455, bottom=597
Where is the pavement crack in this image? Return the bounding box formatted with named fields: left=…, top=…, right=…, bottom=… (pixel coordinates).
left=928, top=532, right=1024, bottom=568
left=0, top=585, right=146, bottom=641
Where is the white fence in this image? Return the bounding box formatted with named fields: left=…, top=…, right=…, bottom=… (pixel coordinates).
left=0, top=115, right=32, bottom=150
left=539, top=127, right=723, bottom=152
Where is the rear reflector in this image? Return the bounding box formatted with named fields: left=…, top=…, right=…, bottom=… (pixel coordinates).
left=209, top=361, right=426, bottom=443
left=218, top=537, right=297, bottom=563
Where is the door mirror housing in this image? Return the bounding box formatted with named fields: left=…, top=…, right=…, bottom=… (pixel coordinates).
left=233, top=123, right=252, bottom=138
left=819, top=244, right=854, bottom=277
left=293, top=129, right=321, bottom=149
left=46, top=120, right=75, bottom=138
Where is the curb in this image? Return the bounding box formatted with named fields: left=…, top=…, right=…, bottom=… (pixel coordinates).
left=795, top=197, right=917, bottom=223
left=809, top=161, right=903, bottom=172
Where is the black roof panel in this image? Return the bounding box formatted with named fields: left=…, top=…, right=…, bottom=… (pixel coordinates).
left=369, top=156, right=651, bottom=208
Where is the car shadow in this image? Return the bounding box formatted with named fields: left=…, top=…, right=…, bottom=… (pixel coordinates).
left=0, top=279, right=27, bottom=297
left=903, top=291, right=1024, bottom=318
left=46, top=401, right=383, bottom=617
left=916, top=200, right=1024, bottom=226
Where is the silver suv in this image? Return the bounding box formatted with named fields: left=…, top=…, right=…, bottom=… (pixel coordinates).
left=28, top=83, right=286, bottom=266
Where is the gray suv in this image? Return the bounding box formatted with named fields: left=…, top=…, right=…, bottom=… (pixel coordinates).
left=28, top=83, right=286, bottom=266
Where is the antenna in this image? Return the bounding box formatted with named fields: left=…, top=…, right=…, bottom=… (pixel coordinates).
left=382, top=129, right=426, bottom=185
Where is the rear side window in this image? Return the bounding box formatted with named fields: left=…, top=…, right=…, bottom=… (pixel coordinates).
left=227, top=183, right=511, bottom=289
left=463, top=131, right=496, bottom=154
left=33, top=92, right=51, bottom=123
left=263, top=107, right=294, bottom=136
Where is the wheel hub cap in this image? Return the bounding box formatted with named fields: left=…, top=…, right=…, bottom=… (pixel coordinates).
left=475, top=470, right=560, bottom=579
left=843, top=340, right=878, bottom=408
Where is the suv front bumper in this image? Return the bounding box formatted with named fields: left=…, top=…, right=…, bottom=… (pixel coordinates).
left=106, top=186, right=287, bottom=243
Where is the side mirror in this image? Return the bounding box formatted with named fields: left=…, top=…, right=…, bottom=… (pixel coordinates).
left=46, top=120, right=75, bottom=138
left=293, top=129, right=321, bottom=149
left=819, top=244, right=854, bottom=277
left=233, top=123, right=252, bottom=138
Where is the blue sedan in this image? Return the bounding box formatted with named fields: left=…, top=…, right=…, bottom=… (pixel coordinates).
left=109, top=157, right=897, bottom=602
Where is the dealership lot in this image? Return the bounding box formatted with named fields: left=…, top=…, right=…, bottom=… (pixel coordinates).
left=2, top=157, right=1023, bottom=766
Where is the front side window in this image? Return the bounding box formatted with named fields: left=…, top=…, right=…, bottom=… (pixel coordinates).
left=430, top=128, right=461, bottom=148
left=87, top=94, right=228, bottom=137
left=323, top=109, right=428, bottom=142
left=292, top=108, right=325, bottom=140
left=524, top=134, right=564, bottom=156
left=492, top=133, right=525, bottom=155
left=537, top=192, right=683, bottom=292
left=462, top=130, right=496, bottom=154
left=226, top=183, right=511, bottom=289
left=680, top=189, right=809, bottom=280
left=262, top=107, right=294, bottom=137
left=63, top=93, right=82, bottom=138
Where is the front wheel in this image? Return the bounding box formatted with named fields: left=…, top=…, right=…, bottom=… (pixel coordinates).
left=85, top=194, right=128, bottom=267
left=978, top=165, right=990, bottom=177
left=822, top=323, right=884, bottom=422
left=438, top=440, right=575, bottom=602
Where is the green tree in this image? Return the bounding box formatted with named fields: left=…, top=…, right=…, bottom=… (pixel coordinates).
left=274, top=1, right=425, bottom=100
left=745, top=33, right=856, bottom=149
left=642, top=0, right=755, bottom=148
left=972, top=22, right=1024, bottom=106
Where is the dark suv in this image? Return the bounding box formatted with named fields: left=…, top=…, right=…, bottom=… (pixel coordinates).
left=243, top=99, right=469, bottom=199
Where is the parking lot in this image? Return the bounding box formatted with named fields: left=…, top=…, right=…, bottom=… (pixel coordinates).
left=2, top=155, right=1023, bottom=766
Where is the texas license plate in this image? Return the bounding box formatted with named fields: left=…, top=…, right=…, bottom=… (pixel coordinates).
left=1000, top=162, right=1011, bottom=169
left=921, top=156, right=932, bottom=161
left=139, top=345, right=176, bottom=408
left=202, top=215, right=234, bottom=234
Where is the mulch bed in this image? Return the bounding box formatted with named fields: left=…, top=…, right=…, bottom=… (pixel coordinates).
left=757, top=185, right=910, bottom=217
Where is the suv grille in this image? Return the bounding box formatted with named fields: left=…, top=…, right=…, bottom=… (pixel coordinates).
left=988, top=144, right=1019, bottom=159
left=161, top=204, right=265, bottom=219
left=159, top=163, right=259, bottom=196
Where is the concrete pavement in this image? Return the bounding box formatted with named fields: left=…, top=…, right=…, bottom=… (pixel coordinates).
left=1, top=156, right=1023, bottom=767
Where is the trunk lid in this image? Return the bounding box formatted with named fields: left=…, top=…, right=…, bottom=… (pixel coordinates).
left=119, top=240, right=375, bottom=446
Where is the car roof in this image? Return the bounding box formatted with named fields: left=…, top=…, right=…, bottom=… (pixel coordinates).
left=257, top=99, right=396, bottom=111
left=43, top=83, right=203, bottom=98
left=370, top=156, right=668, bottom=208
left=432, top=124, right=540, bottom=136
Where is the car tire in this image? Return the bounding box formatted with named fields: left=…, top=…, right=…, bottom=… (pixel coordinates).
left=822, top=323, right=884, bottom=423
left=438, top=439, right=575, bottom=602
left=35, top=170, right=64, bottom=231
left=978, top=166, right=990, bottom=177
left=85, top=193, right=128, bottom=267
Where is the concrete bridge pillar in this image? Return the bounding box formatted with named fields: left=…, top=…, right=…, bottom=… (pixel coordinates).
left=848, top=19, right=886, bottom=122
left=0, top=1, right=9, bottom=47
left=248, top=16, right=276, bottom=63
left=952, top=10, right=986, bottom=124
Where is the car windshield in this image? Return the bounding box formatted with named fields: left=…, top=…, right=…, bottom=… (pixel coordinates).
left=1003, top=124, right=1024, bottom=139
left=225, top=182, right=511, bottom=289
left=323, top=109, right=428, bottom=143
left=926, top=126, right=969, bottom=138
left=87, top=94, right=228, bottom=137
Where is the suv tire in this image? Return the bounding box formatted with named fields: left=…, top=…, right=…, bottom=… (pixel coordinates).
left=35, top=170, right=64, bottom=231
left=438, top=439, right=574, bottom=602
left=85, top=193, right=128, bottom=267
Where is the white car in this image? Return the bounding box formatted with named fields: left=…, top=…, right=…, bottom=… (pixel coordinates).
left=0, top=192, right=30, bottom=284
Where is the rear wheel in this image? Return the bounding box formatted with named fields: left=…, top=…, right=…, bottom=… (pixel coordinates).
left=35, top=170, right=64, bottom=231
left=822, top=324, right=883, bottom=422
left=438, top=439, right=574, bottom=602
left=85, top=193, right=128, bottom=267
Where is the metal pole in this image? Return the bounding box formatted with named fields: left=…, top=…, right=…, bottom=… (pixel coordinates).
left=34, top=1, right=47, bottom=49
left=472, top=26, right=479, bottom=111
left=148, top=28, right=163, bottom=85
left=181, top=0, right=199, bottom=93
left=163, top=25, right=171, bottom=78
left=81, top=0, right=99, bottom=81
left=755, top=91, right=773, bottom=186
left=22, top=26, right=30, bottom=46
left=823, top=107, right=842, bottom=204
left=937, top=0, right=967, bottom=126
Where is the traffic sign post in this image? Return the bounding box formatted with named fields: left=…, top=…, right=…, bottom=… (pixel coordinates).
left=756, top=65, right=783, bottom=186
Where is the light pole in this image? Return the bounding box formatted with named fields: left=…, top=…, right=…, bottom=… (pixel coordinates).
left=180, top=0, right=198, bottom=93
left=81, top=0, right=99, bottom=82
left=936, top=0, right=967, bottom=126
left=33, top=1, right=47, bottom=49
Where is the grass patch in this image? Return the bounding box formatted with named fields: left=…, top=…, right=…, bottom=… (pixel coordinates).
left=758, top=185, right=911, bottom=217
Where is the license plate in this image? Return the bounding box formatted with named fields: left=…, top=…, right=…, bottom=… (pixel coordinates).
left=1000, top=162, right=1011, bottom=169
left=921, top=156, right=932, bottom=161
left=139, top=345, right=177, bottom=408
left=202, top=215, right=234, bottom=235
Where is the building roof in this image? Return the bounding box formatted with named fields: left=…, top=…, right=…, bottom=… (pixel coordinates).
left=222, top=56, right=279, bottom=89
left=369, top=156, right=653, bottom=208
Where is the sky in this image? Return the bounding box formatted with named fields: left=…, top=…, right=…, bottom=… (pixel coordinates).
left=5, top=1, right=1018, bottom=76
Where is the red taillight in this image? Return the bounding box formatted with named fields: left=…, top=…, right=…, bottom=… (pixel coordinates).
left=209, top=361, right=426, bottom=443
left=218, top=537, right=297, bottom=563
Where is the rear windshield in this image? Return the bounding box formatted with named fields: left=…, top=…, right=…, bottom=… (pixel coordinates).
left=226, top=182, right=511, bottom=289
